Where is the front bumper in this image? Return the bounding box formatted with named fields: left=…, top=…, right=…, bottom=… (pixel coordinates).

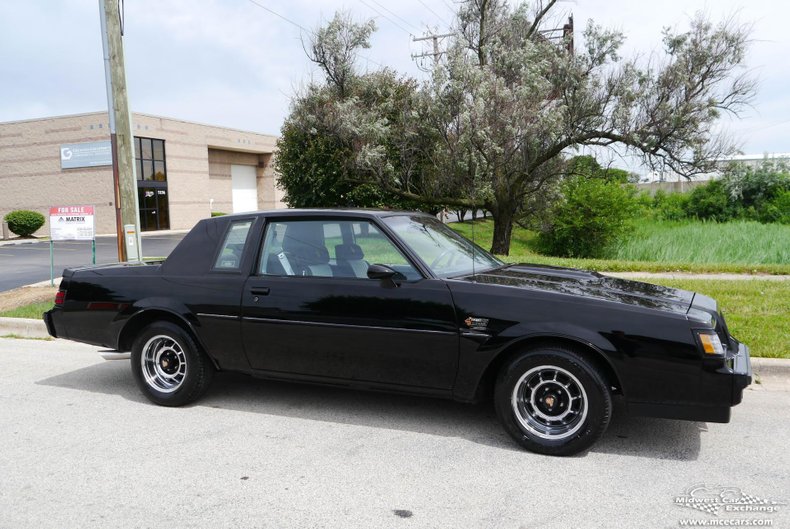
left=629, top=339, right=752, bottom=424
left=730, top=340, right=752, bottom=406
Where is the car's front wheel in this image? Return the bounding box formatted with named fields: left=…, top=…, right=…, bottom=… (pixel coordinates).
left=131, top=321, right=214, bottom=406
left=494, top=344, right=612, bottom=456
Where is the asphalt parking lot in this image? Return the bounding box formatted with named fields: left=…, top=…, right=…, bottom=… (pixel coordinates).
left=1, top=337, right=788, bottom=529
left=0, top=233, right=185, bottom=291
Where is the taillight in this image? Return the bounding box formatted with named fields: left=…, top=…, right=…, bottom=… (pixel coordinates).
left=55, top=290, right=66, bottom=306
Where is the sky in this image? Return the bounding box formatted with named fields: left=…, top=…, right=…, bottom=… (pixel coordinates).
left=0, top=0, right=788, bottom=176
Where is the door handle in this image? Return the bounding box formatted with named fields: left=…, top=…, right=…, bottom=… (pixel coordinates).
left=250, top=287, right=270, bottom=296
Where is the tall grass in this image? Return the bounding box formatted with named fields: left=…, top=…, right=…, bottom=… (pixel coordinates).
left=609, top=220, right=790, bottom=265
left=450, top=219, right=790, bottom=274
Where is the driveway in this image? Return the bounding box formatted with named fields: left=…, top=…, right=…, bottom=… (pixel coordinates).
left=0, top=233, right=185, bottom=291
left=0, top=337, right=787, bottom=528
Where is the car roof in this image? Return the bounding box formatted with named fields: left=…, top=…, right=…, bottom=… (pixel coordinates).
left=217, top=208, right=433, bottom=220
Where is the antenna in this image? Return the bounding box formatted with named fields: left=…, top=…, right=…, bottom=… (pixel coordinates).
left=471, top=209, right=476, bottom=281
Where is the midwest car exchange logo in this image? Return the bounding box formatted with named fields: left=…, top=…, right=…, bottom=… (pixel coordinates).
left=674, top=484, right=785, bottom=516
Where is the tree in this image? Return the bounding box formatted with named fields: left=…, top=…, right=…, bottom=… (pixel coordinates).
left=423, top=0, right=754, bottom=253
left=276, top=13, right=441, bottom=211
left=281, top=3, right=755, bottom=254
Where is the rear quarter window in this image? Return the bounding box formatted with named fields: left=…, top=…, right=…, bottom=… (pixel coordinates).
left=213, top=219, right=253, bottom=270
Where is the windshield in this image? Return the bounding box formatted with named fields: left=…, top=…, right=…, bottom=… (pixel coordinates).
left=382, top=215, right=503, bottom=278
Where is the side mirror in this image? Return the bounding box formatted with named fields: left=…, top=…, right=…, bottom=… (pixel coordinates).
left=367, top=264, right=402, bottom=287
left=367, top=263, right=397, bottom=280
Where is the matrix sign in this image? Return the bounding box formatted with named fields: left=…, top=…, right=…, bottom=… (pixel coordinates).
left=49, top=205, right=95, bottom=241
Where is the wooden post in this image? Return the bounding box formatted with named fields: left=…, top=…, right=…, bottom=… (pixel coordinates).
left=99, top=0, right=141, bottom=261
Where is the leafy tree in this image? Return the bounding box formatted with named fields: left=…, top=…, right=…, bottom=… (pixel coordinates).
left=281, top=3, right=754, bottom=254
left=276, top=13, right=441, bottom=211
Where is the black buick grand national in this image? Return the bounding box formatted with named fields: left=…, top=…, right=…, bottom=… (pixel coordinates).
left=45, top=209, right=751, bottom=455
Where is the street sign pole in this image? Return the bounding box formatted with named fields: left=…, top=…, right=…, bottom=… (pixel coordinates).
left=50, top=241, right=54, bottom=287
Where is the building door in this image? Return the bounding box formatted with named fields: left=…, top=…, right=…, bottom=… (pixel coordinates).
left=231, top=164, right=258, bottom=213
left=137, top=184, right=170, bottom=231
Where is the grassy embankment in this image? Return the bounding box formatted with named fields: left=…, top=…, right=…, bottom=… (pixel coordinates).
left=450, top=218, right=790, bottom=274
left=0, top=302, right=53, bottom=319
left=646, top=279, right=788, bottom=359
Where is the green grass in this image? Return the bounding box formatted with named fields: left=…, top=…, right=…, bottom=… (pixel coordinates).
left=645, top=279, right=789, bottom=359
left=0, top=302, right=53, bottom=319
left=450, top=219, right=790, bottom=274
left=611, top=220, right=790, bottom=265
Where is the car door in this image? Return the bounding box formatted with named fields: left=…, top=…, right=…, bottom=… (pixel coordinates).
left=240, top=217, right=459, bottom=390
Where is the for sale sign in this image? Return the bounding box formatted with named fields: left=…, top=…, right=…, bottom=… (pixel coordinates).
left=49, top=205, right=95, bottom=241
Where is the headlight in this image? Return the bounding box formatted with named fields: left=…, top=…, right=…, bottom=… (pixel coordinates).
left=696, top=331, right=725, bottom=355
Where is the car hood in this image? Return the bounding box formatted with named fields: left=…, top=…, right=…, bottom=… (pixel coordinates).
left=458, top=264, right=694, bottom=314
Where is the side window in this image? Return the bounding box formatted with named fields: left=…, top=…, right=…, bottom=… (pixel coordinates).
left=259, top=220, right=332, bottom=277
left=352, top=222, right=416, bottom=277
left=213, top=220, right=252, bottom=270
left=258, top=219, right=420, bottom=280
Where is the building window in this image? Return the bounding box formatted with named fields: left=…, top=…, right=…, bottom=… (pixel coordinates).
left=134, top=136, right=170, bottom=231
left=134, top=137, right=166, bottom=181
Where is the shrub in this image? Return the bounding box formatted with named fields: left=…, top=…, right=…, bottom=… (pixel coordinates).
left=757, top=190, right=790, bottom=224
left=652, top=190, right=690, bottom=221
left=210, top=211, right=227, bottom=217
left=4, top=210, right=45, bottom=237
left=685, top=180, right=740, bottom=221
left=722, top=159, right=789, bottom=211
left=537, top=177, right=639, bottom=258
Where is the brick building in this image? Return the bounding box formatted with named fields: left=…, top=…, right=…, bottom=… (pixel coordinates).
left=0, top=111, right=285, bottom=236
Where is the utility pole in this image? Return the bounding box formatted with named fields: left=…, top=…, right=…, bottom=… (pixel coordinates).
left=99, top=0, right=141, bottom=262
left=411, top=32, right=455, bottom=70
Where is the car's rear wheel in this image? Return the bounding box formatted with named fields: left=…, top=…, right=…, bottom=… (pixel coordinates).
left=494, top=344, right=612, bottom=456
left=131, top=321, right=214, bottom=406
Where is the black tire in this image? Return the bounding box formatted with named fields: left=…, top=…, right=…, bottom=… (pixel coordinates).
left=130, top=321, right=214, bottom=407
left=494, top=344, right=612, bottom=456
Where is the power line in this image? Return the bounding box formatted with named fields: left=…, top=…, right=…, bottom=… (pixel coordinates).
left=440, top=0, right=455, bottom=15
left=245, top=0, right=307, bottom=32
left=416, top=0, right=449, bottom=26
left=369, top=0, right=420, bottom=32
left=359, top=0, right=414, bottom=36
left=244, top=0, right=386, bottom=68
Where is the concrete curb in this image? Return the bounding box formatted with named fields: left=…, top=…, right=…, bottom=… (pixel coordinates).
left=0, top=317, right=50, bottom=339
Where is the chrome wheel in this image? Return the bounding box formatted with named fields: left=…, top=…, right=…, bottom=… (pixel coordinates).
left=140, top=334, right=187, bottom=393
left=511, top=365, right=588, bottom=440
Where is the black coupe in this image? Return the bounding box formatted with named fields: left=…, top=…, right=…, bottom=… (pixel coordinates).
left=45, top=209, right=751, bottom=455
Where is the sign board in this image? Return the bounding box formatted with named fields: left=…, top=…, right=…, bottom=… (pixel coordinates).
left=60, top=141, right=112, bottom=169
left=49, top=205, right=95, bottom=241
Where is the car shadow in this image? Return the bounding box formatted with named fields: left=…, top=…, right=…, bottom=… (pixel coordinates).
left=37, top=363, right=702, bottom=460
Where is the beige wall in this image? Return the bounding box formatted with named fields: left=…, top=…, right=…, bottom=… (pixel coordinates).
left=0, top=111, right=283, bottom=237
left=636, top=180, right=707, bottom=195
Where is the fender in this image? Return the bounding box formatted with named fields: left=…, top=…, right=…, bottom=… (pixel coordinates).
left=454, top=321, right=626, bottom=402
left=112, top=297, right=207, bottom=354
